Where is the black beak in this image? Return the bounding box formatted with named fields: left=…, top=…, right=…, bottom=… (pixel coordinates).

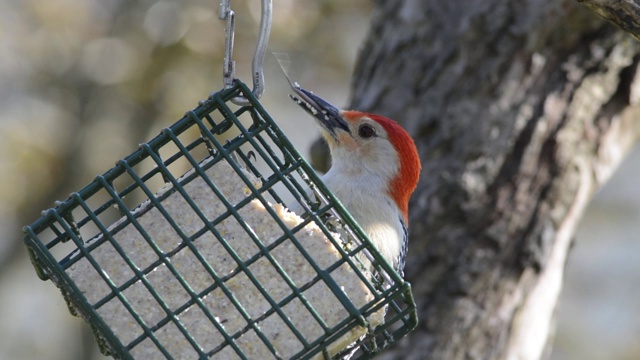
left=290, top=86, right=350, bottom=136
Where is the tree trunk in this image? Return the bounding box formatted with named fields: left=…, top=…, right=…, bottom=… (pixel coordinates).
left=341, top=0, right=640, bottom=359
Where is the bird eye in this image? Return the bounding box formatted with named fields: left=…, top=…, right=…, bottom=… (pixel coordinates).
left=358, top=124, right=376, bottom=139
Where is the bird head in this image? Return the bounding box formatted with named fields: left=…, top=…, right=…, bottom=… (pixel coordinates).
left=291, top=87, right=421, bottom=222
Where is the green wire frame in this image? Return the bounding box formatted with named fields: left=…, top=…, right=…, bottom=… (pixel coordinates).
left=22, top=81, right=418, bottom=359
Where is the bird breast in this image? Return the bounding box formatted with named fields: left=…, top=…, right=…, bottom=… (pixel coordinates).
left=321, top=172, right=404, bottom=270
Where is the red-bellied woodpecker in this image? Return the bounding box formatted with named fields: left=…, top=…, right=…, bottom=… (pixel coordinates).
left=290, top=86, right=421, bottom=277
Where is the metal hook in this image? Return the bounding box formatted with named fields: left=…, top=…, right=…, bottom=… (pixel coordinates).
left=219, top=0, right=272, bottom=106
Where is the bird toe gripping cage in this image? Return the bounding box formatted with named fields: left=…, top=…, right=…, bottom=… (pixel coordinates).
left=22, top=2, right=417, bottom=359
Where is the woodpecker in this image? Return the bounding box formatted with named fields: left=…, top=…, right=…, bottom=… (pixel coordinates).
left=290, top=86, right=421, bottom=276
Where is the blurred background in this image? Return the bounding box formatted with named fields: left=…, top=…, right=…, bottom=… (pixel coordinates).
left=0, top=0, right=638, bottom=359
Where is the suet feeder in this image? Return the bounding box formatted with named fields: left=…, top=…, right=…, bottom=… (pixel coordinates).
left=23, top=81, right=418, bottom=359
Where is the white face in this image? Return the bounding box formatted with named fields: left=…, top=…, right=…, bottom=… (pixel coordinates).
left=321, top=113, right=400, bottom=187
left=290, top=86, right=406, bottom=194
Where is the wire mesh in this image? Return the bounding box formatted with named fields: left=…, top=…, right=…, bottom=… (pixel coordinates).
left=22, top=80, right=418, bottom=359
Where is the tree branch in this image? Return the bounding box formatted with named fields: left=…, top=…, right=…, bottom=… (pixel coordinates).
left=577, top=0, right=640, bottom=41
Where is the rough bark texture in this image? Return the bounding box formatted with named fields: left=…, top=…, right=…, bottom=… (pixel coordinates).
left=335, top=0, right=640, bottom=359
left=577, top=0, right=640, bottom=42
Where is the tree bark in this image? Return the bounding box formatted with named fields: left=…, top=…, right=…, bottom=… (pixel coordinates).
left=336, top=0, right=640, bottom=359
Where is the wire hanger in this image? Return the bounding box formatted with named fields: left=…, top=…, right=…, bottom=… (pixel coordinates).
left=218, top=0, right=273, bottom=106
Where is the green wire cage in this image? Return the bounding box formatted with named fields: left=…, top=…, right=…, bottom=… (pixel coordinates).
left=23, top=81, right=418, bottom=359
